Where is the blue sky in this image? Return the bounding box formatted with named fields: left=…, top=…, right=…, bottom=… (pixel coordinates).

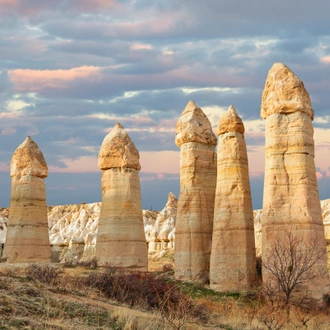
left=0, top=0, right=329, bottom=210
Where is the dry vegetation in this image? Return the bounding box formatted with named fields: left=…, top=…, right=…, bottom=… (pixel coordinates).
left=0, top=253, right=330, bottom=330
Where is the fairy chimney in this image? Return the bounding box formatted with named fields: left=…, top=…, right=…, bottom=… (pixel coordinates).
left=95, top=123, right=148, bottom=270
left=210, top=105, right=256, bottom=291
left=174, top=101, right=217, bottom=282
left=261, top=63, right=328, bottom=300
left=4, top=136, right=51, bottom=263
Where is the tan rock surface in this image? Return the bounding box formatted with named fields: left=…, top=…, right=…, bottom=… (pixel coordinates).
left=174, top=101, right=217, bottom=282
left=95, top=123, right=148, bottom=270
left=210, top=106, right=256, bottom=291
left=4, top=136, right=51, bottom=263
left=98, top=123, right=140, bottom=170
left=261, top=63, right=328, bottom=300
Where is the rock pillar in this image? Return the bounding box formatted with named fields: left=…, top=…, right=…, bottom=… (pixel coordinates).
left=174, top=101, right=217, bottom=282
left=4, top=136, right=51, bottom=263
left=95, top=123, right=148, bottom=270
left=210, top=105, right=256, bottom=291
left=261, top=63, right=328, bottom=299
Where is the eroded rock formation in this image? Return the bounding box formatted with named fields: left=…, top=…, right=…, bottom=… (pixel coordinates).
left=210, top=105, right=256, bottom=291
left=4, top=136, right=51, bottom=263
left=147, top=192, right=177, bottom=255
left=174, top=101, right=217, bottom=282
left=95, top=123, right=148, bottom=270
left=261, top=63, right=328, bottom=299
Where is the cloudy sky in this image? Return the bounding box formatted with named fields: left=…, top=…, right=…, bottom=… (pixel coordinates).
left=0, top=0, right=330, bottom=210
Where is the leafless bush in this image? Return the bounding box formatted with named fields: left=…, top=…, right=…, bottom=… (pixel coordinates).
left=262, top=230, right=327, bottom=307
left=26, top=264, right=63, bottom=285
left=162, top=263, right=173, bottom=273
left=84, top=270, right=205, bottom=329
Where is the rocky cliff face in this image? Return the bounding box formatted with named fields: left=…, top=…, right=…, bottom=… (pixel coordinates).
left=1, top=196, right=330, bottom=264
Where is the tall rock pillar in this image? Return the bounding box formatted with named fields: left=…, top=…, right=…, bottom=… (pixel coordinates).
left=210, top=105, right=256, bottom=291
left=95, top=123, right=148, bottom=270
left=261, top=63, right=328, bottom=299
left=4, top=136, right=51, bottom=263
left=174, top=101, right=217, bottom=282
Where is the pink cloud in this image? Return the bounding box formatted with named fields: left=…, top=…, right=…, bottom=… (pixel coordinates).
left=321, top=56, right=330, bottom=64
left=154, top=119, right=177, bottom=132
left=8, top=66, right=102, bottom=92
left=49, top=156, right=98, bottom=173
left=316, top=172, right=323, bottom=179
left=0, top=162, right=9, bottom=172
left=65, top=137, right=80, bottom=145
left=140, top=151, right=180, bottom=174
left=0, top=127, right=17, bottom=136
left=131, top=43, right=153, bottom=50
left=0, top=0, right=119, bottom=16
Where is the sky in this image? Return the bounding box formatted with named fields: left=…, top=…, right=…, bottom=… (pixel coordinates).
left=0, top=0, right=329, bottom=211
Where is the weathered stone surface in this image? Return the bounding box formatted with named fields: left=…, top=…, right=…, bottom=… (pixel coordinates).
left=175, top=100, right=217, bottom=147
left=174, top=101, right=217, bottom=282
left=261, top=63, right=328, bottom=300
left=95, top=123, right=148, bottom=270
left=4, top=136, right=51, bottom=263
left=146, top=192, right=177, bottom=254
left=261, top=63, right=314, bottom=120
left=3, top=196, right=330, bottom=266
left=48, top=203, right=101, bottom=263
left=210, top=105, right=256, bottom=291
left=98, top=123, right=140, bottom=170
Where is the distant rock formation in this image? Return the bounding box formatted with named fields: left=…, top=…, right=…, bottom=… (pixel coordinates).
left=2, top=197, right=330, bottom=265
left=261, top=63, right=328, bottom=300
left=210, top=105, right=256, bottom=291
left=4, top=136, right=51, bottom=263
left=174, top=101, right=217, bottom=282
left=95, top=123, right=148, bottom=270
left=146, top=192, right=177, bottom=254
left=48, top=202, right=101, bottom=263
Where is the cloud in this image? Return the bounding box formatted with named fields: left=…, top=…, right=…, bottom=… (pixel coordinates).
left=0, top=127, right=16, bottom=136
left=0, top=0, right=330, bottom=209
left=8, top=66, right=103, bottom=92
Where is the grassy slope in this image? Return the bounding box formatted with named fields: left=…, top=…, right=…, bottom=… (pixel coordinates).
left=1, top=258, right=330, bottom=330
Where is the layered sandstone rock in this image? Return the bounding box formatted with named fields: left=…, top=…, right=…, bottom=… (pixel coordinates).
left=174, top=101, right=217, bottom=282
left=4, top=136, right=51, bottom=263
left=95, top=123, right=148, bottom=270
left=261, top=63, right=328, bottom=300
left=210, top=105, right=256, bottom=291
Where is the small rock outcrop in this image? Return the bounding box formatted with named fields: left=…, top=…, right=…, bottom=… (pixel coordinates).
left=174, top=101, right=217, bottom=282
left=4, top=136, right=51, bottom=263
left=210, top=105, right=256, bottom=291
left=146, top=192, right=177, bottom=255
left=261, top=63, right=328, bottom=300
left=95, top=123, right=148, bottom=270
left=48, top=203, right=101, bottom=263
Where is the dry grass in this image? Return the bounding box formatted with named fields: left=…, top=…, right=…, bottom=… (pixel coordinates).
left=1, top=258, right=330, bottom=330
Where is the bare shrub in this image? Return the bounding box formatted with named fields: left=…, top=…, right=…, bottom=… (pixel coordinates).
left=162, top=263, right=173, bottom=273
left=262, top=230, right=327, bottom=306
left=84, top=270, right=204, bottom=329
left=26, top=264, right=63, bottom=285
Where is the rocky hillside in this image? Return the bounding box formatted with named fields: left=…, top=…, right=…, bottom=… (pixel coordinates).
left=1, top=195, right=330, bottom=263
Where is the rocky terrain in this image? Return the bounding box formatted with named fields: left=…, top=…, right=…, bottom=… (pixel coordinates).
left=1, top=194, right=330, bottom=264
